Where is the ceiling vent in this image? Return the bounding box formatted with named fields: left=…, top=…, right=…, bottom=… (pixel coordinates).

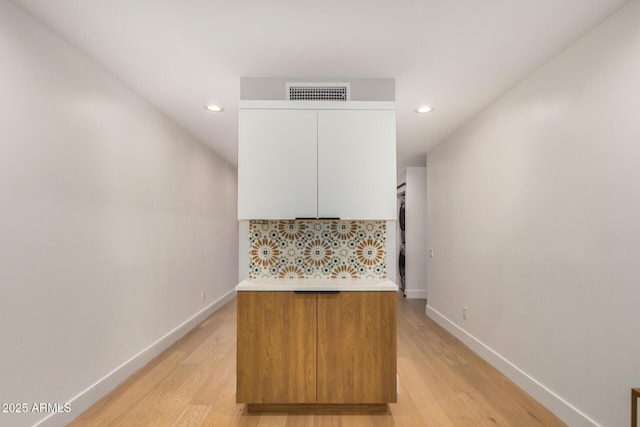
left=286, top=82, right=350, bottom=101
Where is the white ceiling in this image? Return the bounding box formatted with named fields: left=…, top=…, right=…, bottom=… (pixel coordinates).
left=13, top=0, right=628, bottom=171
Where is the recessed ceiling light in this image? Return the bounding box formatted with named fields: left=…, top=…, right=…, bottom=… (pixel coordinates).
left=205, top=104, right=223, bottom=112
left=415, top=105, right=433, bottom=114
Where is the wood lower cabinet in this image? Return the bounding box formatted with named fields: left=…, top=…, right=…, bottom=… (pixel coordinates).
left=317, top=292, right=397, bottom=403
left=236, top=291, right=317, bottom=403
left=236, top=291, right=397, bottom=405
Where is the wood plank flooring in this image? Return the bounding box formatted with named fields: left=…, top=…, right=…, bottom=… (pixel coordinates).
left=69, top=295, right=566, bottom=426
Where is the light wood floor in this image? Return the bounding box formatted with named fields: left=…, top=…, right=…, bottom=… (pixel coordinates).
left=70, top=295, right=566, bottom=426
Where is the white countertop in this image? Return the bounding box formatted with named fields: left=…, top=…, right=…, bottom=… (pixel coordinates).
left=236, top=278, right=398, bottom=292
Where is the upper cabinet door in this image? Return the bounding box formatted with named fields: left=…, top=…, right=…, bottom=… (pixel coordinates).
left=238, top=109, right=318, bottom=220
left=317, top=110, right=397, bottom=220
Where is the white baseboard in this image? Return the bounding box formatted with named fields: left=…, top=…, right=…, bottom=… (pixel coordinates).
left=404, top=289, right=427, bottom=299
left=35, top=288, right=237, bottom=427
left=425, top=305, right=598, bottom=427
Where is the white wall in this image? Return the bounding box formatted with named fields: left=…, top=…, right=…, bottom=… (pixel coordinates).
left=240, top=77, right=395, bottom=101
left=386, top=220, right=397, bottom=283
left=426, top=2, right=640, bottom=426
left=0, top=1, right=238, bottom=426
left=405, top=167, right=427, bottom=299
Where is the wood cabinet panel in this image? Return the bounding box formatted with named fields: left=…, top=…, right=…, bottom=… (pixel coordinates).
left=317, top=292, right=397, bottom=403
left=236, top=292, right=317, bottom=403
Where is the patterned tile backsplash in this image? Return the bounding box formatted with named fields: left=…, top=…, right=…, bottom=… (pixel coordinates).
left=249, top=220, right=386, bottom=280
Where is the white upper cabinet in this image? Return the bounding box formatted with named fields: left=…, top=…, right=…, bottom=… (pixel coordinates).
left=317, top=110, right=396, bottom=220
left=238, top=109, right=317, bottom=220
left=237, top=103, right=396, bottom=220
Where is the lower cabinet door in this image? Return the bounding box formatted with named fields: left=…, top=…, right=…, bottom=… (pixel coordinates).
left=317, top=292, right=397, bottom=403
left=236, top=291, right=317, bottom=403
